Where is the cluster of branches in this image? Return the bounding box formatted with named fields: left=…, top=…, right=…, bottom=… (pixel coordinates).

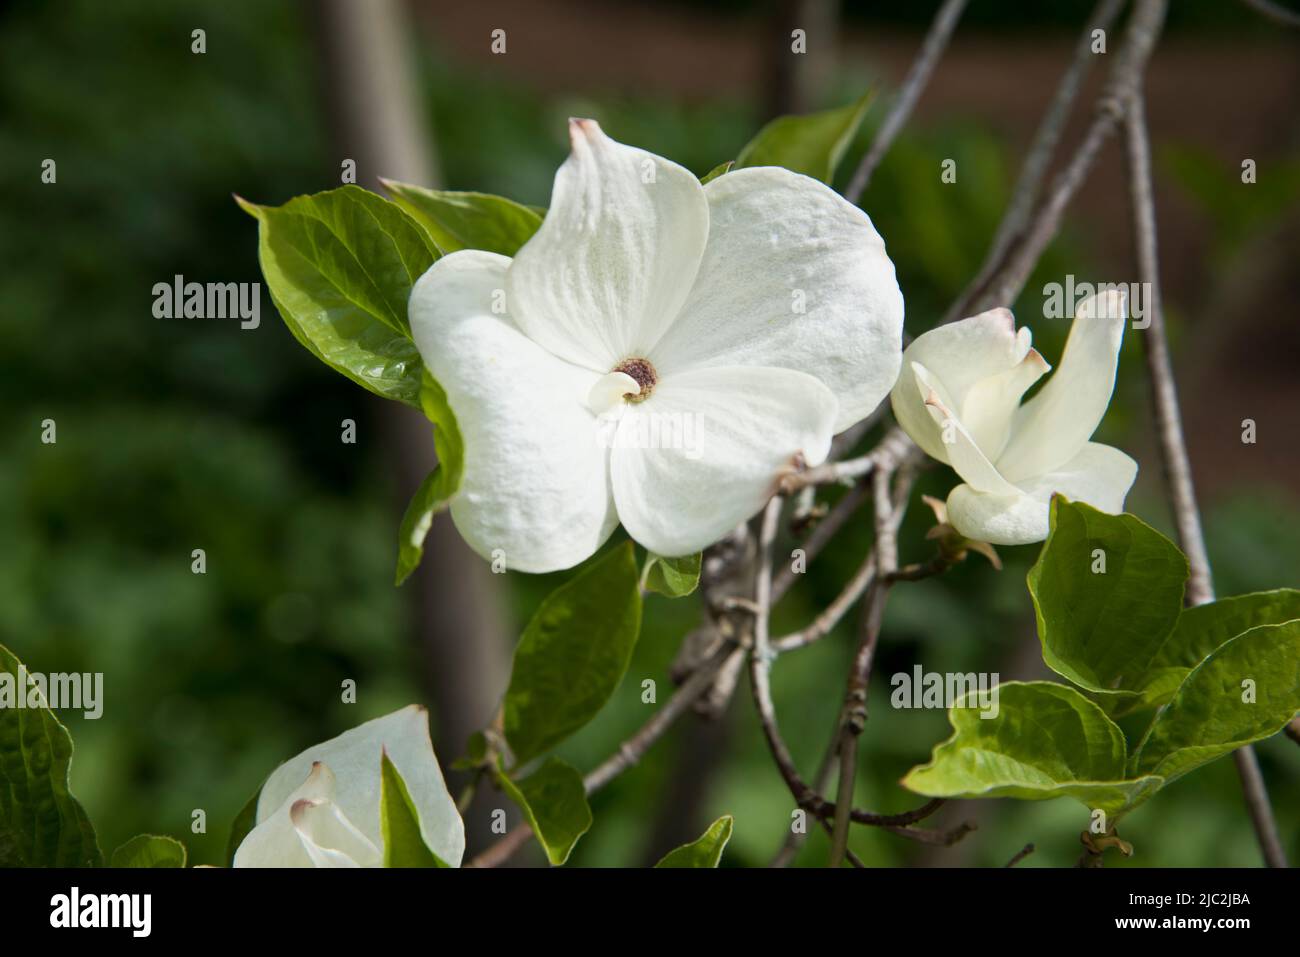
left=472, top=0, right=1291, bottom=869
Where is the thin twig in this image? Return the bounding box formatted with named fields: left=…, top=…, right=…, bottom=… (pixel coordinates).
left=772, top=479, right=871, bottom=603
left=1005, top=843, right=1036, bottom=867
left=828, top=460, right=913, bottom=867
left=773, top=554, right=877, bottom=653
left=843, top=0, right=969, bottom=204
left=1240, top=0, right=1300, bottom=27
left=945, top=0, right=1127, bottom=323
left=1122, top=88, right=1287, bottom=869
left=978, top=0, right=1169, bottom=312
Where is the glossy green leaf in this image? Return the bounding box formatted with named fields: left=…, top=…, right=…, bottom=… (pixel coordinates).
left=641, top=552, right=701, bottom=598
left=395, top=372, right=465, bottom=585
left=1028, top=497, right=1188, bottom=698
left=699, top=161, right=734, bottom=185
left=0, top=644, right=101, bottom=866
left=903, top=682, right=1163, bottom=817
left=503, top=542, right=643, bottom=764
left=238, top=185, right=437, bottom=407
left=110, top=834, right=187, bottom=868
left=1127, top=589, right=1300, bottom=713
left=381, top=180, right=543, bottom=256
left=380, top=749, right=449, bottom=868
left=225, top=785, right=260, bottom=866
left=496, top=758, right=591, bottom=866
left=1132, top=620, right=1300, bottom=784
left=655, top=814, right=733, bottom=868
left=734, top=91, right=874, bottom=184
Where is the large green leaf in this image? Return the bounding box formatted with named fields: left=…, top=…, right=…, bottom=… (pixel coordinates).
left=110, top=834, right=187, bottom=868
left=496, top=758, right=592, bottom=866
left=1028, top=497, right=1188, bottom=698
left=1131, top=620, right=1300, bottom=784
left=503, top=542, right=643, bottom=764
left=0, top=644, right=101, bottom=866
left=1128, top=589, right=1300, bottom=712
left=655, top=815, right=733, bottom=868
left=734, top=91, right=873, bottom=184
left=641, top=552, right=701, bottom=598
left=903, top=682, right=1163, bottom=817
left=381, top=180, right=543, bottom=256
left=380, top=749, right=449, bottom=868
left=238, top=185, right=438, bottom=407
left=394, top=373, right=465, bottom=585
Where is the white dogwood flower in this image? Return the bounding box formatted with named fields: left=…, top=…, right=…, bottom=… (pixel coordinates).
left=890, top=290, right=1137, bottom=545
left=233, top=706, right=463, bottom=868
left=409, top=118, right=904, bottom=572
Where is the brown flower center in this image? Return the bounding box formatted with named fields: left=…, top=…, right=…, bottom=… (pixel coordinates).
left=613, top=357, right=657, bottom=402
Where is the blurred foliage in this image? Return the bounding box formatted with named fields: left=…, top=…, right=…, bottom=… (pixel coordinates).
left=0, top=0, right=1296, bottom=869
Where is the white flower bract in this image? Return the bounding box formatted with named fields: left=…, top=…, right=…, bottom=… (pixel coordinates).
left=232, top=705, right=463, bottom=868
left=890, top=290, right=1138, bottom=545
left=409, top=119, right=904, bottom=573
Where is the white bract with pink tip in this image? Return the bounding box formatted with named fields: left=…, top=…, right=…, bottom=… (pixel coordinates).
left=890, top=290, right=1138, bottom=545
left=410, top=119, right=904, bottom=572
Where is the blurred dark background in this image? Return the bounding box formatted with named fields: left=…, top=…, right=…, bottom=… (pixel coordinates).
left=1, top=0, right=1297, bottom=867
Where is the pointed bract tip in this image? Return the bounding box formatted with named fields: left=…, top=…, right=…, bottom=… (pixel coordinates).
left=567, top=117, right=601, bottom=145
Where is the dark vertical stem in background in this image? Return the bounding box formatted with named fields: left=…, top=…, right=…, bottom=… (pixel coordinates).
left=308, top=0, right=513, bottom=854
left=763, top=0, right=840, bottom=119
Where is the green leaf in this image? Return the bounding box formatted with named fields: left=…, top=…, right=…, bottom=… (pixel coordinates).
left=734, top=91, right=874, bottom=184
left=380, top=749, right=449, bottom=868
left=503, top=542, right=643, bottom=764
left=225, top=785, right=260, bottom=866
left=902, top=682, right=1163, bottom=818
left=110, top=834, right=187, bottom=868
left=381, top=180, right=543, bottom=256
left=1130, top=589, right=1300, bottom=712
left=699, top=161, right=734, bottom=185
left=655, top=814, right=734, bottom=867
left=0, top=644, right=101, bottom=866
left=237, top=185, right=438, bottom=407
left=1027, top=497, right=1188, bottom=698
left=1131, top=620, right=1300, bottom=785
left=641, top=552, right=701, bottom=598
left=395, top=372, right=465, bottom=585
left=496, top=758, right=592, bottom=866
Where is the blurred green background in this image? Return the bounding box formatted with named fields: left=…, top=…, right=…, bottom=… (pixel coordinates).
left=2, top=0, right=1297, bottom=867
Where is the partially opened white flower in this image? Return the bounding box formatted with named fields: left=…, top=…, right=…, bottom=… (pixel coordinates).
left=233, top=705, right=463, bottom=868
left=890, top=290, right=1137, bottom=545
left=410, top=118, right=904, bottom=572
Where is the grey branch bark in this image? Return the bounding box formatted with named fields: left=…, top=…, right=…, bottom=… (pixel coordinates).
left=1122, top=89, right=1287, bottom=868
left=978, top=0, right=1168, bottom=312
left=945, top=0, right=1127, bottom=324
left=843, top=0, right=968, bottom=205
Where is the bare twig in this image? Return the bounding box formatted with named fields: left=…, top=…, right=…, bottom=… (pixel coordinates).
left=778, top=453, right=876, bottom=493
left=945, top=0, right=1127, bottom=323
left=977, top=0, right=1169, bottom=312
left=843, top=0, right=969, bottom=204
left=1240, top=0, right=1300, bottom=27
left=772, top=480, right=871, bottom=603
left=773, top=554, right=877, bottom=653
left=1005, top=843, right=1036, bottom=867
left=1122, top=89, right=1286, bottom=868
left=1122, top=94, right=1214, bottom=604
left=827, top=457, right=916, bottom=867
